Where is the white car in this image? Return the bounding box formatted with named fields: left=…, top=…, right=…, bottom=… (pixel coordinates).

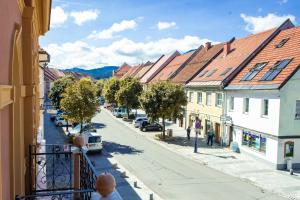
left=134, top=117, right=148, bottom=128
left=55, top=117, right=72, bottom=127
left=68, top=123, right=96, bottom=136
left=82, top=132, right=103, bottom=153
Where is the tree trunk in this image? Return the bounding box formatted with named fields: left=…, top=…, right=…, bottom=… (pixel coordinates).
left=66, top=121, right=69, bottom=131
left=80, top=120, right=83, bottom=134
left=162, top=115, right=165, bottom=140
left=127, top=106, right=130, bottom=118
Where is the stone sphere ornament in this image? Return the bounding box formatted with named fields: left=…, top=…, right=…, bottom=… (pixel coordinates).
left=96, top=172, right=116, bottom=197
left=73, top=136, right=84, bottom=148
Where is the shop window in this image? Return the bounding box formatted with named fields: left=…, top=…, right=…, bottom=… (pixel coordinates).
left=242, top=131, right=266, bottom=153
left=284, top=141, right=294, bottom=157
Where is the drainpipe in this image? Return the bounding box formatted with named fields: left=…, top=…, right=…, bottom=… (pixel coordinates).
left=222, top=90, right=227, bottom=146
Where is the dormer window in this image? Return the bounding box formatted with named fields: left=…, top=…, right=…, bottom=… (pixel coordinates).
left=241, top=62, right=267, bottom=81
left=275, top=38, right=289, bottom=48
left=198, top=70, right=208, bottom=77
left=220, top=67, right=233, bottom=76
left=260, top=59, right=292, bottom=81
left=206, top=69, right=218, bottom=77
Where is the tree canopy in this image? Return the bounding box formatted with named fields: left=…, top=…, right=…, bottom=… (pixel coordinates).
left=95, top=79, right=106, bottom=97
left=140, top=81, right=187, bottom=139
left=60, top=78, right=98, bottom=133
left=48, top=75, right=75, bottom=108
left=102, top=77, right=120, bottom=105
left=115, top=77, right=143, bottom=117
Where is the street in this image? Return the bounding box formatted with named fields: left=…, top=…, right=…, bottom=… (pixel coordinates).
left=91, top=109, right=286, bottom=200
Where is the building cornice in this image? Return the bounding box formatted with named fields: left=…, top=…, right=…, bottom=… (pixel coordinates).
left=0, top=85, right=14, bottom=109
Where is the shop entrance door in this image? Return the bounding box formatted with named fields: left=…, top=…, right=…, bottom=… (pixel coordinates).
left=215, top=123, right=220, bottom=143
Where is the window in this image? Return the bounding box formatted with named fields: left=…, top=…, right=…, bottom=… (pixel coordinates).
left=295, top=100, right=300, bottom=120
left=242, top=131, right=266, bottom=153
left=197, top=92, right=202, bottom=104
left=206, top=69, right=218, bottom=77
left=260, top=59, right=292, bottom=81
left=215, top=93, right=223, bottom=107
left=198, top=70, right=208, bottom=77
left=206, top=92, right=212, bottom=106
left=189, top=92, right=194, bottom=102
left=241, top=62, right=268, bottom=81
left=229, top=96, right=234, bottom=111
left=220, top=67, right=233, bottom=76
left=243, top=98, right=249, bottom=113
left=262, top=99, right=269, bottom=116
left=275, top=38, right=289, bottom=48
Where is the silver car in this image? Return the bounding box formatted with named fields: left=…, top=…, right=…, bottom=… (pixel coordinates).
left=134, top=117, right=148, bottom=128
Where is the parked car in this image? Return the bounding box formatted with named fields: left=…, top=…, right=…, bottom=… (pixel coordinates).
left=99, top=97, right=105, bottom=105
left=140, top=121, right=163, bottom=132
left=82, top=132, right=103, bottom=153
left=55, top=117, right=72, bottom=127
left=134, top=117, right=148, bottom=128
left=113, top=107, right=131, bottom=118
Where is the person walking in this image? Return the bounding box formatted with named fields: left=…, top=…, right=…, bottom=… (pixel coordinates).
left=186, top=126, right=191, bottom=140
left=207, top=128, right=214, bottom=146
left=194, top=117, right=201, bottom=153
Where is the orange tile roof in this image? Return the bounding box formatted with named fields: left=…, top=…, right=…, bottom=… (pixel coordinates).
left=140, top=51, right=180, bottom=83
left=151, top=51, right=195, bottom=82
left=114, top=63, right=131, bottom=78
left=123, top=65, right=139, bottom=77
left=171, top=44, right=224, bottom=84
left=227, top=26, right=300, bottom=89
left=188, top=29, right=276, bottom=86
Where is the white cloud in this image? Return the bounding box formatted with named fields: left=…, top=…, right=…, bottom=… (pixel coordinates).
left=241, top=13, right=296, bottom=33
left=70, top=9, right=99, bottom=25
left=157, top=21, right=177, bottom=30
left=45, top=36, right=212, bottom=69
left=50, top=6, right=68, bottom=27
left=278, top=0, right=288, bottom=4
left=88, top=20, right=137, bottom=40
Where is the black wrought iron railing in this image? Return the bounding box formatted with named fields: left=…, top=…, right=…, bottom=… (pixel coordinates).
left=16, top=144, right=98, bottom=200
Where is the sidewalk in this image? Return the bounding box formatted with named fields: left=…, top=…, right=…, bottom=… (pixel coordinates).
left=104, top=108, right=300, bottom=200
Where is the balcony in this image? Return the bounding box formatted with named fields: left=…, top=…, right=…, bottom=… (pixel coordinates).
left=15, top=144, right=100, bottom=200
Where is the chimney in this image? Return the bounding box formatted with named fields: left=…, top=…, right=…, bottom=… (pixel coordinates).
left=205, top=42, right=211, bottom=51
left=224, top=42, right=231, bottom=57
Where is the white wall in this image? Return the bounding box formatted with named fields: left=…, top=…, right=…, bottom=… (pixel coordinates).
left=226, top=90, right=280, bottom=136
left=279, top=69, right=300, bottom=136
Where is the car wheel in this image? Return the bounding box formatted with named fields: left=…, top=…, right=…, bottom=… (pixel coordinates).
left=143, top=128, right=147, bottom=132
left=159, top=127, right=162, bottom=131
left=58, top=122, right=63, bottom=126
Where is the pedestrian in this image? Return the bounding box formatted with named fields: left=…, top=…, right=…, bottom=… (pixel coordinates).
left=186, top=126, right=191, bottom=140
left=194, top=117, right=201, bottom=153
left=207, top=128, right=214, bottom=146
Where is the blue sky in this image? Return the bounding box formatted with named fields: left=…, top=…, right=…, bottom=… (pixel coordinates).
left=40, top=0, right=300, bottom=69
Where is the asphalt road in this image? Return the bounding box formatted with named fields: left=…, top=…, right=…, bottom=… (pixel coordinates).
left=92, top=110, right=286, bottom=200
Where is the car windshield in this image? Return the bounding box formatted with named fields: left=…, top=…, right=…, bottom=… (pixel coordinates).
left=88, top=136, right=101, bottom=143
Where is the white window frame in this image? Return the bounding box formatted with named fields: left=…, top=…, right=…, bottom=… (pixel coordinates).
left=261, top=99, right=269, bottom=117
left=197, top=92, right=202, bottom=104
left=243, top=98, right=249, bottom=114
left=189, top=92, right=194, bottom=103
left=215, top=93, right=223, bottom=107
left=206, top=92, right=212, bottom=106
left=229, top=96, right=234, bottom=111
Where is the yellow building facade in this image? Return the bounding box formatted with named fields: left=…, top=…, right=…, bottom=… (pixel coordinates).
left=0, top=0, right=51, bottom=199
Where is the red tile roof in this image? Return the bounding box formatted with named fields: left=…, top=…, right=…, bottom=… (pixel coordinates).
left=150, top=51, right=195, bottom=82
left=171, top=44, right=224, bottom=84
left=123, top=65, right=139, bottom=77
left=140, top=51, right=180, bottom=83
left=113, top=63, right=131, bottom=78
left=227, top=26, right=300, bottom=89
left=188, top=29, right=276, bottom=86
left=133, top=62, right=154, bottom=79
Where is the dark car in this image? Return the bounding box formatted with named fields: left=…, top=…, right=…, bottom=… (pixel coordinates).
left=140, top=121, right=162, bottom=132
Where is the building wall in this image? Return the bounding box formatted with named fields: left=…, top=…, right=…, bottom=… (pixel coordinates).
left=226, top=90, right=280, bottom=136
left=0, top=0, right=51, bottom=198
left=279, top=69, right=300, bottom=136
left=185, top=87, right=223, bottom=140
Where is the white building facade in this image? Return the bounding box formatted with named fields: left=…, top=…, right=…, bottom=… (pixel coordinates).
left=224, top=69, right=300, bottom=169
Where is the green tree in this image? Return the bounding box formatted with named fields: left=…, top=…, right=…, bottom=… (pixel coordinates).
left=102, top=77, right=120, bottom=105
left=48, top=75, right=75, bottom=108
left=115, top=77, right=143, bottom=118
left=95, top=79, right=106, bottom=97
left=140, top=81, right=187, bottom=139
left=61, top=78, right=98, bottom=133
